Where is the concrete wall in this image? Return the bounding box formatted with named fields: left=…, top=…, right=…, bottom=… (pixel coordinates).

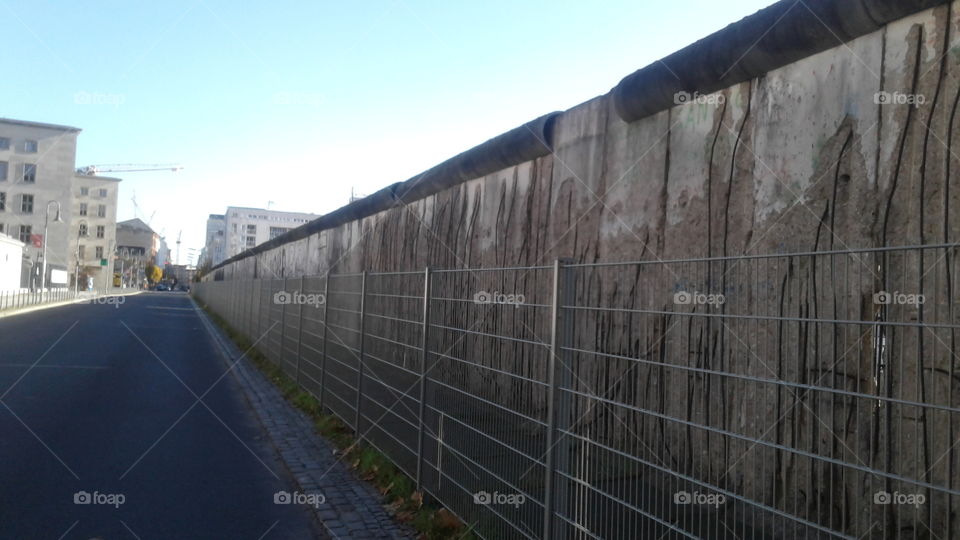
left=203, top=2, right=960, bottom=536
left=214, top=4, right=959, bottom=280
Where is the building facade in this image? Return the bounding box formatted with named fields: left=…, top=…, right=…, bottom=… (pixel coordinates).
left=0, top=118, right=123, bottom=291
left=202, top=214, right=226, bottom=266
left=71, top=173, right=120, bottom=291
left=213, top=206, right=316, bottom=262
left=0, top=119, right=81, bottom=288
left=115, top=218, right=159, bottom=288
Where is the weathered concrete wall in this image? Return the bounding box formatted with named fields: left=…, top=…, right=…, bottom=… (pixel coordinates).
left=216, top=5, right=955, bottom=280
left=205, top=2, right=960, bottom=536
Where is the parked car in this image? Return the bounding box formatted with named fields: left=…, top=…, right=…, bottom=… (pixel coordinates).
left=154, top=283, right=168, bottom=291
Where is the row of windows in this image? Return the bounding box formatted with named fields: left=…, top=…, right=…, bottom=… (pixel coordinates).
left=0, top=137, right=38, bottom=153
left=0, top=223, right=108, bottom=257
left=77, top=245, right=105, bottom=260
left=79, top=203, right=108, bottom=217
left=77, top=223, right=106, bottom=238
left=79, top=187, right=109, bottom=197
left=230, top=212, right=311, bottom=224
left=0, top=192, right=106, bottom=217
left=0, top=223, right=34, bottom=244
left=0, top=161, right=36, bottom=183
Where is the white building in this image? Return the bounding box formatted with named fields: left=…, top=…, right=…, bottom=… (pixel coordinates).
left=0, top=233, right=23, bottom=290
left=218, top=206, right=316, bottom=261
left=203, top=214, right=226, bottom=266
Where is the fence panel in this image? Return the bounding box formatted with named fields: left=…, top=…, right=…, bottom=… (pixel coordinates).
left=192, top=244, right=960, bottom=540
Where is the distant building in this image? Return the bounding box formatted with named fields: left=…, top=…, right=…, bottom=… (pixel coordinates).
left=116, top=218, right=159, bottom=288
left=164, top=263, right=194, bottom=285
left=0, top=233, right=24, bottom=290
left=0, top=118, right=121, bottom=291
left=203, top=214, right=226, bottom=266
left=71, top=173, right=120, bottom=291
left=156, top=236, right=170, bottom=267
left=211, top=206, right=316, bottom=262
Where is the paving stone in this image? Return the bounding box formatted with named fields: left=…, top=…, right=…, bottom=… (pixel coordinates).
left=203, top=312, right=416, bottom=539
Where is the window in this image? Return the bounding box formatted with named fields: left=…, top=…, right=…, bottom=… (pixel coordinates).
left=79, top=203, right=87, bottom=216
left=97, top=204, right=106, bottom=218
left=20, top=194, right=33, bottom=213
left=80, top=187, right=89, bottom=196
left=0, top=138, right=9, bottom=150
left=24, top=140, right=38, bottom=153
left=0, top=192, right=5, bottom=212
left=0, top=161, right=6, bottom=181
left=246, top=224, right=256, bottom=235
left=96, top=225, right=105, bottom=239
left=245, top=236, right=256, bottom=247
left=18, top=225, right=30, bottom=243
left=79, top=223, right=88, bottom=236
left=269, top=226, right=290, bottom=239
left=22, top=163, right=36, bottom=183
left=95, top=246, right=103, bottom=259
left=78, top=245, right=85, bottom=260
left=98, top=188, right=107, bottom=197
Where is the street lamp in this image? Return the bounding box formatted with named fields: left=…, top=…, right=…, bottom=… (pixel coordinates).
left=40, top=201, right=63, bottom=294
left=75, top=219, right=88, bottom=295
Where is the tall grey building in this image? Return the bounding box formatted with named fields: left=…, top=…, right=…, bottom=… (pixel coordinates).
left=0, top=118, right=121, bottom=290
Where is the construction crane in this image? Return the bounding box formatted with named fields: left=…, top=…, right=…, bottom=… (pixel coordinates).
left=130, top=191, right=157, bottom=228
left=77, top=163, right=183, bottom=176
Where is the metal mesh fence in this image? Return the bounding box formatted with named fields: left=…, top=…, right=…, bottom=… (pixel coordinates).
left=0, top=288, right=76, bottom=312
left=192, top=243, right=960, bottom=539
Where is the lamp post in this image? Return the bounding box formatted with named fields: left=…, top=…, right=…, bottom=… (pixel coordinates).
left=104, top=239, right=115, bottom=295
left=75, top=219, right=88, bottom=296
left=40, top=200, right=63, bottom=295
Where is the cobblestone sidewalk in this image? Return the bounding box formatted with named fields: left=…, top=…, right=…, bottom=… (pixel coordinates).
left=197, top=307, right=415, bottom=540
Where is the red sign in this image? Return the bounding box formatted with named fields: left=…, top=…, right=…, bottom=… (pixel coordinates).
left=30, top=234, right=42, bottom=248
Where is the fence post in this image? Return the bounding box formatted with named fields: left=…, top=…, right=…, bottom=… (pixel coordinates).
left=319, top=272, right=331, bottom=412
left=543, top=258, right=574, bottom=540
left=415, top=267, right=432, bottom=492
left=247, top=278, right=254, bottom=338
left=355, top=271, right=367, bottom=439
left=257, top=280, right=264, bottom=347
left=295, top=276, right=305, bottom=386
left=279, top=277, right=288, bottom=369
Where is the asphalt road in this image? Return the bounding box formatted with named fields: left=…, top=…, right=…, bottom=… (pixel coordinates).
left=0, top=292, right=322, bottom=539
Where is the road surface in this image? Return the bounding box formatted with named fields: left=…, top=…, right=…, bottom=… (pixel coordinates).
left=0, top=292, right=322, bottom=538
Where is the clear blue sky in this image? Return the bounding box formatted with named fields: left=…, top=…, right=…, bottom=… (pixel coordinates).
left=2, top=0, right=773, bottom=264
